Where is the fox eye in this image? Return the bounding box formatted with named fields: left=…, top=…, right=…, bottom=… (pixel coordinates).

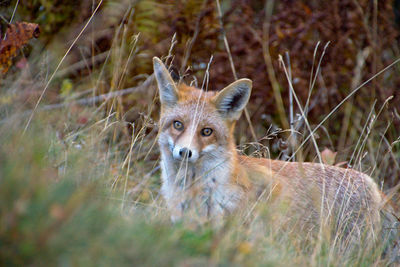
left=201, top=128, right=213, bottom=137
left=173, top=120, right=184, bottom=131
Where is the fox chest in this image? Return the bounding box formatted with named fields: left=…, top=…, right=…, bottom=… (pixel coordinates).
left=160, top=160, right=243, bottom=220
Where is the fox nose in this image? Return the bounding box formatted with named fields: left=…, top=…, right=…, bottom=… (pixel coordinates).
left=179, top=148, right=192, bottom=158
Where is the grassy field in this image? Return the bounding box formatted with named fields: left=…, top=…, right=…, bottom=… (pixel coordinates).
left=1, top=117, right=395, bottom=266
left=1, top=0, right=400, bottom=266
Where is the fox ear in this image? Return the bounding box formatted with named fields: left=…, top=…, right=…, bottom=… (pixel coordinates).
left=153, top=57, right=179, bottom=106
left=213, top=79, right=252, bottom=120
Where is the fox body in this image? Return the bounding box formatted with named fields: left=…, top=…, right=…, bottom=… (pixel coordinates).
left=153, top=57, right=394, bottom=244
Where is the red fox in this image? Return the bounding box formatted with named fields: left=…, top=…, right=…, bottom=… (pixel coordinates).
left=153, top=57, right=398, bottom=254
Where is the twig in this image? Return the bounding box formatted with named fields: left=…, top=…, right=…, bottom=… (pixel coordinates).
left=0, top=74, right=154, bottom=124
left=55, top=75, right=153, bottom=110
left=56, top=51, right=110, bottom=78
left=285, top=52, right=295, bottom=161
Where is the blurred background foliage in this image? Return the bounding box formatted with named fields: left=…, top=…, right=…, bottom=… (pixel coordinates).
left=0, top=0, right=399, bottom=264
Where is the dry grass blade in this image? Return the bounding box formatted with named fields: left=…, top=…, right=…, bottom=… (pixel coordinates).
left=23, top=0, right=104, bottom=134
left=262, top=0, right=289, bottom=130
left=215, top=0, right=258, bottom=144
left=288, top=57, right=400, bottom=163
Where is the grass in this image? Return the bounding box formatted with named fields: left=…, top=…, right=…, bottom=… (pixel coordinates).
left=0, top=113, right=284, bottom=266
left=0, top=90, right=398, bottom=266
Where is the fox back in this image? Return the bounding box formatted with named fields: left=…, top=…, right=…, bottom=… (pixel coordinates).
left=153, top=57, right=398, bottom=254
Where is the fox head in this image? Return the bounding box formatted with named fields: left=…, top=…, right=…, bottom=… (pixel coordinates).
left=153, top=57, right=252, bottom=165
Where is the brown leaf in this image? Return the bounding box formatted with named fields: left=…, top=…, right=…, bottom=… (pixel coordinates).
left=0, top=22, right=40, bottom=74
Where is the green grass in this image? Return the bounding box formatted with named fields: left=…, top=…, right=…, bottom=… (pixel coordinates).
left=0, top=118, right=212, bottom=266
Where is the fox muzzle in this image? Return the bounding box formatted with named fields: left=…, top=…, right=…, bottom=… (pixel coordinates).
left=172, top=146, right=199, bottom=162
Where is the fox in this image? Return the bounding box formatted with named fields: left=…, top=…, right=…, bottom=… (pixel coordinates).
left=153, top=57, right=399, bottom=256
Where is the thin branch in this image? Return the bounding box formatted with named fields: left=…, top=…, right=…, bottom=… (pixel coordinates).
left=46, top=74, right=154, bottom=110
left=56, top=51, right=109, bottom=78
left=0, top=74, right=154, bottom=124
